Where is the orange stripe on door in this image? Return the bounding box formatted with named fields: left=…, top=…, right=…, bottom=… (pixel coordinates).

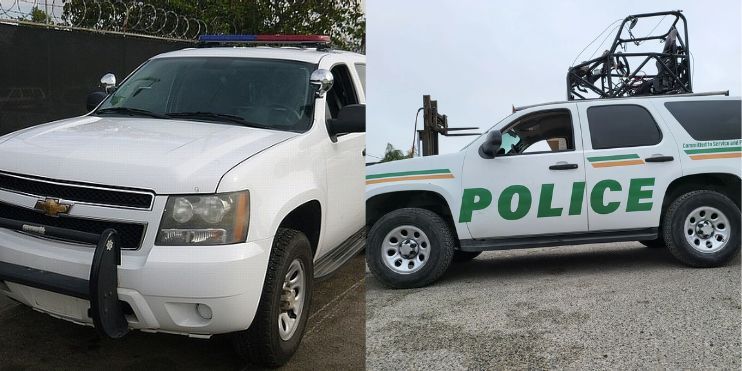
left=689, top=152, right=742, bottom=160
left=366, top=173, right=455, bottom=185
left=591, top=159, right=645, bottom=168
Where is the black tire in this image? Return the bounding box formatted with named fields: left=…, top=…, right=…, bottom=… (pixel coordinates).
left=639, top=239, right=665, bottom=248
left=452, top=250, right=482, bottom=262
left=232, top=228, right=313, bottom=368
left=366, top=208, right=455, bottom=289
left=663, top=190, right=741, bottom=268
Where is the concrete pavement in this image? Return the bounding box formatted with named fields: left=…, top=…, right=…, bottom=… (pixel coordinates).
left=366, top=242, right=741, bottom=370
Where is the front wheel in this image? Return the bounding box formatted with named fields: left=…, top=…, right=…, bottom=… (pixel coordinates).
left=663, top=190, right=741, bottom=268
left=367, top=208, right=455, bottom=289
left=232, top=228, right=313, bottom=368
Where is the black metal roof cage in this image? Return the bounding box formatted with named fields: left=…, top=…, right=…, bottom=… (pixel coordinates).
left=567, top=10, right=691, bottom=100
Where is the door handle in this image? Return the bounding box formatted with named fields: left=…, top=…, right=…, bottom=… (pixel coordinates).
left=549, top=163, right=578, bottom=170
left=645, top=155, right=674, bottom=163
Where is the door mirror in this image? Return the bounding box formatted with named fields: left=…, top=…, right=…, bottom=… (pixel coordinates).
left=310, top=69, right=334, bottom=98
left=86, top=91, right=108, bottom=112
left=100, top=73, right=117, bottom=93
left=327, top=104, right=365, bottom=139
left=479, top=130, right=502, bottom=159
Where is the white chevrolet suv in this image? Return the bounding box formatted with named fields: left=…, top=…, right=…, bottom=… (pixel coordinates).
left=0, top=36, right=365, bottom=367
left=366, top=94, right=740, bottom=288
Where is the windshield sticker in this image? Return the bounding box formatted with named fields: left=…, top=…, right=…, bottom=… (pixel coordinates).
left=587, top=154, right=644, bottom=168
left=366, top=169, right=454, bottom=185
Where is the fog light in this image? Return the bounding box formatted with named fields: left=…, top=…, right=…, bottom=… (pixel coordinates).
left=196, top=303, right=213, bottom=320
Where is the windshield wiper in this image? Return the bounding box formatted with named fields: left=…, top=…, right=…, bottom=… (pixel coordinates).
left=166, top=112, right=271, bottom=129
left=96, top=107, right=168, bottom=119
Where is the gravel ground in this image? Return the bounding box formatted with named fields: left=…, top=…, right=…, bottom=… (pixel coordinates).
left=0, top=255, right=365, bottom=370
left=366, top=242, right=741, bottom=370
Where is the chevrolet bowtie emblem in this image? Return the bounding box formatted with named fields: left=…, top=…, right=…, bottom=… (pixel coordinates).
left=34, top=198, right=72, bottom=217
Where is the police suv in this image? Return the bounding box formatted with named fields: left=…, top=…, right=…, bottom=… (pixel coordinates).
left=0, top=35, right=365, bottom=367
left=366, top=93, right=740, bottom=288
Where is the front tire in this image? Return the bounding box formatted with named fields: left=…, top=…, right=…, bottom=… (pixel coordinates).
left=232, top=228, right=313, bottom=368
left=367, top=208, right=455, bottom=289
left=663, top=190, right=740, bottom=268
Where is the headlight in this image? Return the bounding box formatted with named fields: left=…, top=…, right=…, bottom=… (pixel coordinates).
left=156, top=191, right=249, bottom=246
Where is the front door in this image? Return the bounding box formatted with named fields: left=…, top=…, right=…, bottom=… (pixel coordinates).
left=462, top=104, right=589, bottom=239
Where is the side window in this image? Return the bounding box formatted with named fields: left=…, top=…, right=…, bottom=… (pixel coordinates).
left=587, top=105, right=662, bottom=150
left=326, top=64, right=359, bottom=119
left=500, top=109, right=574, bottom=156
left=354, top=63, right=366, bottom=93
left=665, top=100, right=741, bottom=141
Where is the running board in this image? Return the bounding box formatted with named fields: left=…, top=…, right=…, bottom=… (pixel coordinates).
left=460, top=228, right=658, bottom=252
left=313, top=228, right=366, bottom=279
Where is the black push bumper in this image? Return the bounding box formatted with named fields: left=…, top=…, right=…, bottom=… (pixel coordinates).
left=0, top=217, right=129, bottom=338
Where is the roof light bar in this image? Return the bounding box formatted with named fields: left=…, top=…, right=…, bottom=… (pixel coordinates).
left=198, top=34, right=331, bottom=44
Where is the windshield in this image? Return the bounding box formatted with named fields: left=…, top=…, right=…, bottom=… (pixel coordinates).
left=96, top=57, right=317, bottom=132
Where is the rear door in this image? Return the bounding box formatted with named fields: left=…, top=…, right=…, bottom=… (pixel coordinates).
left=578, top=101, right=682, bottom=231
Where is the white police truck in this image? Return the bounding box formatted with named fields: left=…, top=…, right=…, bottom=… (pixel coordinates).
left=366, top=93, right=740, bottom=288
left=0, top=35, right=365, bottom=367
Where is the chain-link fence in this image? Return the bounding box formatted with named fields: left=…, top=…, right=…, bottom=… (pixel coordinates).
left=0, top=0, right=212, bottom=40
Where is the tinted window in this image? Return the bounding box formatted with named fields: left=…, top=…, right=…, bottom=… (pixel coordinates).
left=326, top=64, right=358, bottom=119
left=587, top=105, right=662, bottom=149
left=97, top=57, right=316, bottom=132
left=665, top=100, right=741, bottom=140
left=355, top=63, right=366, bottom=93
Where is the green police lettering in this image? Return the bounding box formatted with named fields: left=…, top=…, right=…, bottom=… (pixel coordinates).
left=498, top=185, right=532, bottom=220
left=459, top=178, right=654, bottom=222
left=626, top=178, right=655, bottom=212
left=459, top=188, right=492, bottom=223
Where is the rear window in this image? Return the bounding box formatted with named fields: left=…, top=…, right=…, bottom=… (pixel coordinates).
left=587, top=105, right=662, bottom=149
left=664, top=100, right=741, bottom=140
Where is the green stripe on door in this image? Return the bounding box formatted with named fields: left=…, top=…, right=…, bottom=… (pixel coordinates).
left=587, top=154, right=640, bottom=162
left=683, top=146, right=742, bottom=155
left=366, top=168, right=452, bottom=180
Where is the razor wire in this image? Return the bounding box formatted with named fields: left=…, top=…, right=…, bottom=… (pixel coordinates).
left=0, top=0, right=213, bottom=40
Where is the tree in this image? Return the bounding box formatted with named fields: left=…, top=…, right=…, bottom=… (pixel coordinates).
left=61, top=0, right=365, bottom=51
left=30, top=7, right=52, bottom=24
left=381, top=143, right=413, bottom=163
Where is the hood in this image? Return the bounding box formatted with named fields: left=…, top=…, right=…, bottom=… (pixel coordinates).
left=0, top=116, right=297, bottom=194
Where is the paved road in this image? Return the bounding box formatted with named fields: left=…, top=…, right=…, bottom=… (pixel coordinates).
left=366, top=242, right=741, bottom=370
left=0, top=255, right=365, bottom=370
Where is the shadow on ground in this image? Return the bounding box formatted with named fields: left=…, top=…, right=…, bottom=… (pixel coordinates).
left=0, top=255, right=365, bottom=371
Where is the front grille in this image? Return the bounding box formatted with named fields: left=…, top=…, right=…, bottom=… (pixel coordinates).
left=0, top=172, right=153, bottom=209
left=0, top=202, right=145, bottom=250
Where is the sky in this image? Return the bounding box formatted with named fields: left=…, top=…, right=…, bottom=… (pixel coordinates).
left=366, top=0, right=742, bottom=161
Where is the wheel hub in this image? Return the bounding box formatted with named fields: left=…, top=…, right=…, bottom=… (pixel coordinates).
left=280, top=286, right=296, bottom=311
left=278, top=259, right=305, bottom=341
left=382, top=225, right=431, bottom=275
left=398, top=239, right=419, bottom=258
left=684, top=206, right=730, bottom=254
left=695, top=220, right=714, bottom=239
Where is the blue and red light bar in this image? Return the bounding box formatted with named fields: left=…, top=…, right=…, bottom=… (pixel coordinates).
left=198, top=34, right=331, bottom=44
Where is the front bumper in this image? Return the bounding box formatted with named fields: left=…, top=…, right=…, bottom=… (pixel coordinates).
left=0, top=222, right=273, bottom=337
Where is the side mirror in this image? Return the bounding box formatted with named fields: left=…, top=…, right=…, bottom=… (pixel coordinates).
left=327, top=104, right=365, bottom=139
left=479, top=130, right=502, bottom=159
left=86, top=91, right=108, bottom=112
left=310, top=69, right=334, bottom=98
left=100, top=73, right=117, bottom=93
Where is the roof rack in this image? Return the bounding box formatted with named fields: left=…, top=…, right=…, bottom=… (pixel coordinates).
left=515, top=90, right=729, bottom=112
left=567, top=10, right=691, bottom=100
left=197, top=34, right=332, bottom=50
